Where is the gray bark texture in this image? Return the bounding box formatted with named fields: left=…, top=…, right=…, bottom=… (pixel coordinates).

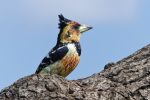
left=1, top=44, right=150, bottom=100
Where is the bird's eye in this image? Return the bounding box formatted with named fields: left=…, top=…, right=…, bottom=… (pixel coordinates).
left=73, top=26, right=79, bottom=30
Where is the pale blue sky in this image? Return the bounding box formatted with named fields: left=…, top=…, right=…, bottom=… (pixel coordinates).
left=0, top=0, right=150, bottom=90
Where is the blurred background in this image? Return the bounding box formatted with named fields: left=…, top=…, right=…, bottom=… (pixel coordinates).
left=0, top=0, right=150, bottom=90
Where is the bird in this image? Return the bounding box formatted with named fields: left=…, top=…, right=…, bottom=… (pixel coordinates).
left=35, top=14, right=92, bottom=77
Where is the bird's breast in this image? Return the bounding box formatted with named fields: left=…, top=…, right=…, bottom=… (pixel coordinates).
left=60, top=43, right=80, bottom=77
left=62, top=51, right=80, bottom=70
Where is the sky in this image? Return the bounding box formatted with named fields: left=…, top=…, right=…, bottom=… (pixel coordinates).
left=0, top=0, right=150, bottom=90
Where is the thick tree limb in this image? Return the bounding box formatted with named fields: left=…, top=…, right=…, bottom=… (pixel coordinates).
left=1, top=44, right=150, bottom=100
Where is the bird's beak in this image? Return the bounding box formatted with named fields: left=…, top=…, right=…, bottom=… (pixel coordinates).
left=79, top=25, right=92, bottom=33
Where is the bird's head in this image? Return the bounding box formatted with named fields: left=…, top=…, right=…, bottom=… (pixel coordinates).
left=57, top=14, right=92, bottom=43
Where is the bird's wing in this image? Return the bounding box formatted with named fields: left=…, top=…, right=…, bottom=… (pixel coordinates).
left=35, top=45, right=69, bottom=74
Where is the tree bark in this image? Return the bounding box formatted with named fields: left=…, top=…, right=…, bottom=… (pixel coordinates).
left=1, top=44, right=150, bottom=100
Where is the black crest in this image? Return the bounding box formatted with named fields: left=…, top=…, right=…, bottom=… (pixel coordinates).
left=58, top=14, right=71, bottom=29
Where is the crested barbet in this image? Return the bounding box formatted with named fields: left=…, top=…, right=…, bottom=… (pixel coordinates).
left=35, top=14, right=92, bottom=77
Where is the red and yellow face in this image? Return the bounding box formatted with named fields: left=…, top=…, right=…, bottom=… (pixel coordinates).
left=60, top=22, right=81, bottom=43
left=58, top=15, right=92, bottom=43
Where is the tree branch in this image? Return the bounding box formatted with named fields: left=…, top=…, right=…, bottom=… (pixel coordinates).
left=1, top=44, right=150, bottom=100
